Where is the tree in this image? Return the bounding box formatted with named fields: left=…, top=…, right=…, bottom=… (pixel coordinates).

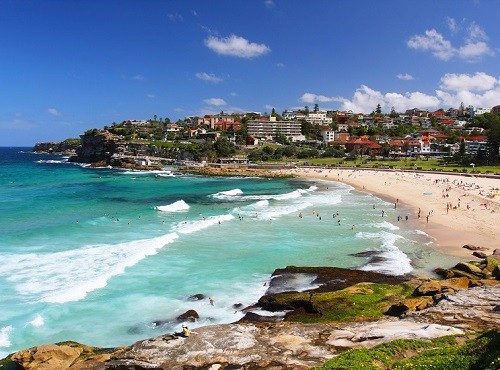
left=375, top=104, right=382, bottom=115
left=313, top=104, right=319, bottom=113
left=304, top=106, right=310, bottom=115
left=300, top=119, right=314, bottom=136
left=389, top=106, right=398, bottom=118
left=214, top=138, right=236, bottom=158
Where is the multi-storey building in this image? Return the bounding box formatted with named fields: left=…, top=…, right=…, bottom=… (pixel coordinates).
left=246, top=116, right=305, bottom=142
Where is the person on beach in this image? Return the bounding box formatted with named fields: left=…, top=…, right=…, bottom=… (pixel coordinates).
left=181, top=325, right=192, bottom=337
left=209, top=297, right=215, bottom=306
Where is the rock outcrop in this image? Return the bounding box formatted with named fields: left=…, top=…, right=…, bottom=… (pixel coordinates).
left=69, top=130, right=123, bottom=165
left=33, top=141, right=79, bottom=155
left=3, top=260, right=499, bottom=370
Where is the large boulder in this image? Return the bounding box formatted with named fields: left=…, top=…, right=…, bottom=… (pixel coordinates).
left=385, top=296, right=434, bottom=317
left=413, top=280, right=441, bottom=296
left=493, top=266, right=500, bottom=280
left=454, top=262, right=482, bottom=275
left=10, top=344, right=82, bottom=370
left=176, top=309, right=199, bottom=322
left=440, top=277, right=470, bottom=292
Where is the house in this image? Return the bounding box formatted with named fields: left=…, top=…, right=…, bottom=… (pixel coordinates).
left=321, top=130, right=336, bottom=143
left=213, top=120, right=241, bottom=132
left=306, top=111, right=332, bottom=125
left=345, top=136, right=381, bottom=155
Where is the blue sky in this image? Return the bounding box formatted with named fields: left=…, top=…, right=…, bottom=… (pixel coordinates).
left=1, top=0, right=499, bottom=146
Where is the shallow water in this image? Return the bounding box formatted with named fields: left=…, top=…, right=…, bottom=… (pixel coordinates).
left=0, top=148, right=461, bottom=356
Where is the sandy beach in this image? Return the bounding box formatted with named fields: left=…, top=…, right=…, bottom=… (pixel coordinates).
left=284, top=167, right=500, bottom=258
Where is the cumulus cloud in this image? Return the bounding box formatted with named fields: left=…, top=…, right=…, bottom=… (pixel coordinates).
left=437, top=72, right=500, bottom=108
left=204, top=98, right=227, bottom=106
left=302, top=72, right=499, bottom=113
left=47, top=108, right=61, bottom=116
left=300, top=93, right=335, bottom=104
left=397, top=73, right=414, bottom=81
left=204, top=34, right=271, bottom=58
left=195, top=72, right=223, bottom=83
left=407, top=21, right=494, bottom=62
left=407, top=29, right=455, bottom=61
left=439, top=72, right=497, bottom=92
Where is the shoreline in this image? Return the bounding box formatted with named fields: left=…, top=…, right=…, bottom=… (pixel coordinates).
left=282, top=167, right=500, bottom=259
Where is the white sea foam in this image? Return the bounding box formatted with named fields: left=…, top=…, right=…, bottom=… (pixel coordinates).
left=267, top=273, right=321, bottom=294
left=35, top=159, right=68, bottom=164
left=25, top=314, right=44, bottom=328
left=0, top=326, right=12, bottom=348
left=356, top=231, right=412, bottom=275
left=373, top=221, right=400, bottom=231
left=0, top=233, right=179, bottom=303
left=210, top=189, right=244, bottom=200
left=156, top=200, right=190, bottom=213
left=211, top=187, right=316, bottom=202
left=156, top=172, right=175, bottom=178
left=172, top=214, right=234, bottom=234
left=235, top=200, right=313, bottom=220
left=272, top=189, right=305, bottom=200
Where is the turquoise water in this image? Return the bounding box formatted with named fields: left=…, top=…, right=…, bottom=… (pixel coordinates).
left=0, top=147, right=459, bottom=357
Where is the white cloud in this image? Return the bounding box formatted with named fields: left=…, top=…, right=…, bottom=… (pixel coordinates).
left=230, top=92, right=238, bottom=97
left=192, top=10, right=199, bottom=17
left=466, top=22, right=488, bottom=42
left=300, top=93, right=335, bottom=104
left=204, top=98, right=227, bottom=106
left=458, top=41, right=493, bottom=61
left=264, top=0, right=275, bottom=8
left=167, top=13, right=183, bottom=22
left=439, top=72, right=497, bottom=92
left=407, top=29, right=455, bottom=61
left=302, top=72, right=499, bottom=113
left=276, top=62, right=285, bottom=68
left=397, top=73, right=414, bottom=81
left=204, top=34, right=271, bottom=58
left=47, top=108, right=61, bottom=116
left=132, top=74, right=145, bottom=81
left=407, top=21, right=494, bottom=62
left=147, top=94, right=156, bottom=99
left=195, top=72, right=223, bottom=83
left=446, top=17, right=458, bottom=33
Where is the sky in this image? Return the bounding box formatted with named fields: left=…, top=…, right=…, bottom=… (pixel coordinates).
left=1, top=0, right=499, bottom=146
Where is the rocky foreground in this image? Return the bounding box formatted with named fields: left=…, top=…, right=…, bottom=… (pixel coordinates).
left=2, top=250, right=499, bottom=370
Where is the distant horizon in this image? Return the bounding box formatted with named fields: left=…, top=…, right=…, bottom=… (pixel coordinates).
left=1, top=0, right=499, bottom=146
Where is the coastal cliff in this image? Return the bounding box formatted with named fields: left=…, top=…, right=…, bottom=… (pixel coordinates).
left=33, top=140, right=79, bottom=155
left=2, top=252, right=499, bottom=370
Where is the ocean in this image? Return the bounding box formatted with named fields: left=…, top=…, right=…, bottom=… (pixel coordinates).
left=0, top=147, right=461, bottom=357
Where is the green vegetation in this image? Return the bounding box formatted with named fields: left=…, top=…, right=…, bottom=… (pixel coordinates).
left=291, top=157, right=500, bottom=174
left=313, top=331, right=500, bottom=370
left=267, top=282, right=413, bottom=323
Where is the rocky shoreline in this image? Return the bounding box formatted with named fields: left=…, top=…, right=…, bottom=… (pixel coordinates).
left=2, top=248, right=499, bottom=370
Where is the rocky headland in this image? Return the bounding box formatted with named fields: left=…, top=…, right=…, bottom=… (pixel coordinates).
left=2, top=248, right=499, bottom=370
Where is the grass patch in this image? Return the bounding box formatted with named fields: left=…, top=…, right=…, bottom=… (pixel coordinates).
left=312, top=331, right=500, bottom=370
left=283, top=283, right=413, bottom=323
